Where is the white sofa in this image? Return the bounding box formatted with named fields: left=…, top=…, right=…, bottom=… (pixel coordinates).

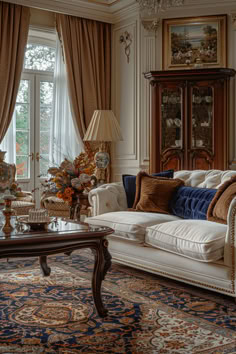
left=85, top=170, right=236, bottom=299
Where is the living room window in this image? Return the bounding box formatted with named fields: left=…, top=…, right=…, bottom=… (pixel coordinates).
left=14, top=43, right=55, bottom=180
left=1, top=29, right=82, bottom=204
left=0, top=38, right=56, bottom=197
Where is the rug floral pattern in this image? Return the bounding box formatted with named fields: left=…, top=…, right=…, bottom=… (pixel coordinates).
left=0, top=250, right=236, bottom=353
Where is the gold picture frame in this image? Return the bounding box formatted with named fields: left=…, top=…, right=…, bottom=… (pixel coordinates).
left=162, top=15, right=227, bottom=70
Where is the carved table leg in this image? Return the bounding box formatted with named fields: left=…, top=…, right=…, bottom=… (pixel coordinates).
left=39, top=256, right=51, bottom=276
left=91, top=239, right=112, bottom=317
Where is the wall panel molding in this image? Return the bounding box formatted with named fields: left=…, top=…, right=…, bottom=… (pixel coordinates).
left=112, top=20, right=138, bottom=162
left=140, top=27, right=157, bottom=167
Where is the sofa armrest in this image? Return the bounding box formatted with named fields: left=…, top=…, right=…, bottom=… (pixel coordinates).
left=224, top=197, right=236, bottom=267
left=88, top=182, right=128, bottom=216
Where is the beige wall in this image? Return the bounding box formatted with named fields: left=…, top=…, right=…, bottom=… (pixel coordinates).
left=112, top=5, right=236, bottom=180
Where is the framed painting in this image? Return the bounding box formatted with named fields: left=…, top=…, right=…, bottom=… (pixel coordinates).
left=162, top=15, right=227, bottom=70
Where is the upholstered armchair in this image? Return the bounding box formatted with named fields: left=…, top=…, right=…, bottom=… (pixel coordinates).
left=11, top=191, right=35, bottom=216
left=0, top=150, right=35, bottom=215
left=40, top=192, right=91, bottom=219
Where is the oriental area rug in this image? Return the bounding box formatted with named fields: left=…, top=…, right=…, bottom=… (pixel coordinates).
left=0, top=250, right=236, bottom=353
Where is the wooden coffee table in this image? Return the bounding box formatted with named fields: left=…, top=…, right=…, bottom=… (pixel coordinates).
left=0, top=218, right=113, bottom=317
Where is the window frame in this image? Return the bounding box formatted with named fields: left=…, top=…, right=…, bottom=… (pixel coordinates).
left=16, top=29, right=56, bottom=184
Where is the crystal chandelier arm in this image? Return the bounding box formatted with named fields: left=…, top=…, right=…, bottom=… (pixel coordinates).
left=137, top=0, right=184, bottom=16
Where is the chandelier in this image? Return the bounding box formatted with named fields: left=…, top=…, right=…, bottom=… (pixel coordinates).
left=137, top=0, right=185, bottom=31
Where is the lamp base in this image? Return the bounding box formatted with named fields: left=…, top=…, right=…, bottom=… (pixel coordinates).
left=95, top=151, right=110, bottom=169
left=94, top=142, right=111, bottom=184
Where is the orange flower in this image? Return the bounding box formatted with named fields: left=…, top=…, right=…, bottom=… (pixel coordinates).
left=63, top=195, right=72, bottom=203
left=62, top=170, right=69, bottom=176
left=64, top=187, right=74, bottom=196
left=56, top=191, right=64, bottom=199
left=82, top=168, right=91, bottom=174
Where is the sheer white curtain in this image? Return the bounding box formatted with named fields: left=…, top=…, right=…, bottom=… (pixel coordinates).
left=50, top=35, right=83, bottom=166
left=0, top=111, right=16, bottom=163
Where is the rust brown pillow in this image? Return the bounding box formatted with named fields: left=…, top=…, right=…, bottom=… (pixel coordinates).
left=207, top=175, right=236, bottom=224
left=132, top=171, right=184, bottom=214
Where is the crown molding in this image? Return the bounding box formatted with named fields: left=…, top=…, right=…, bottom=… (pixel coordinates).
left=113, top=2, right=138, bottom=23
left=1, top=0, right=114, bottom=23
left=2, top=0, right=236, bottom=24
left=187, top=0, right=236, bottom=6
left=1, top=0, right=136, bottom=23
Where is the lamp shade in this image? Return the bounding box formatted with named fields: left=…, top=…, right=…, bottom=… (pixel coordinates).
left=83, top=110, right=123, bottom=142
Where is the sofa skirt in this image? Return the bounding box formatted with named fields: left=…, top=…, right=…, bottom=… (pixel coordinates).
left=107, top=236, right=234, bottom=297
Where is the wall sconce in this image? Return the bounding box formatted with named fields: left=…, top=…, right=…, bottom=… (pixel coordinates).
left=119, top=31, right=132, bottom=63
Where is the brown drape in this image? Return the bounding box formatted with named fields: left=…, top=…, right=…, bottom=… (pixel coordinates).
left=56, top=14, right=111, bottom=139
left=0, top=2, right=30, bottom=142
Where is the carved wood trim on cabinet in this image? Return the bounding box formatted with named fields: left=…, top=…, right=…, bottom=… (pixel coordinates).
left=144, top=68, right=236, bottom=173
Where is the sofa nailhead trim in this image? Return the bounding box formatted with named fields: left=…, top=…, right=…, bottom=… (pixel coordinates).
left=112, top=257, right=235, bottom=296
left=230, top=205, right=236, bottom=294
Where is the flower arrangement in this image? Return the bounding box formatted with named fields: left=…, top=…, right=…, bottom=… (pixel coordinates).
left=42, top=147, right=97, bottom=206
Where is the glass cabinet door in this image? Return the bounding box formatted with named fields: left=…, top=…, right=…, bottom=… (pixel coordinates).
left=191, top=85, right=213, bottom=151
left=161, top=87, right=183, bottom=151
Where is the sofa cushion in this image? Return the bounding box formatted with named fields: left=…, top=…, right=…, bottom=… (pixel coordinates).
left=86, top=211, right=180, bottom=243
left=132, top=172, right=184, bottom=214
left=170, top=186, right=217, bottom=220
left=145, top=220, right=227, bottom=262
left=207, top=175, right=236, bottom=224
left=122, top=170, right=174, bottom=208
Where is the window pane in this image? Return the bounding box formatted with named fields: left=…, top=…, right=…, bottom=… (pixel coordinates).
left=24, top=44, right=55, bottom=72
left=40, top=80, right=54, bottom=176
left=16, top=156, right=28, bottom=178
left=15, top=104, right=29, bottom=129
left=16, top=131, right=29, bottom=155
left=40, top=132, right=50, bottom=154
left=16, top=80, right=29, bottom=103
left=15, top=80, right=30, bottom=179
left=40, top=156, right=50, bottom=177
left=40, top=107, right=52, bottom=130
left=40, top=82, right=54, bottom=105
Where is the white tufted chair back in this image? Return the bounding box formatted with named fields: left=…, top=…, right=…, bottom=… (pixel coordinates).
left=174, top=170, right=236, bottom=189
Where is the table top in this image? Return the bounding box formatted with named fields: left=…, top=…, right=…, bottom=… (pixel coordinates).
left=0, top=218, right=113, bottom=245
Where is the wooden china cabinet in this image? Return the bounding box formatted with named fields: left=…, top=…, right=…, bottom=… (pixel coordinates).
left=144, top=68, right=235, bottom=173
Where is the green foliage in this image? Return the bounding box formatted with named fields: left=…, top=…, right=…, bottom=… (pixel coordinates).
left=24, top=44, right=55, bottom=71
left=16, top=132, right=29, bottom=155
left=15, top=104, right=29, bottom=129
left=16, top=155, right=28, bottom=178
left=40, top=132, right=50, bottom=154
left=202, top=25, right=217, bottom=51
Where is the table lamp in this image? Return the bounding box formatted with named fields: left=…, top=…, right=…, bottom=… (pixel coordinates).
left=83, top=110, right=123, bottom=183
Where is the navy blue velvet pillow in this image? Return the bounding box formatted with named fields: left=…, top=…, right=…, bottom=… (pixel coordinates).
left=122, top=170, right=174, bottom=208
left=170, top=186, right=217, bottom=220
